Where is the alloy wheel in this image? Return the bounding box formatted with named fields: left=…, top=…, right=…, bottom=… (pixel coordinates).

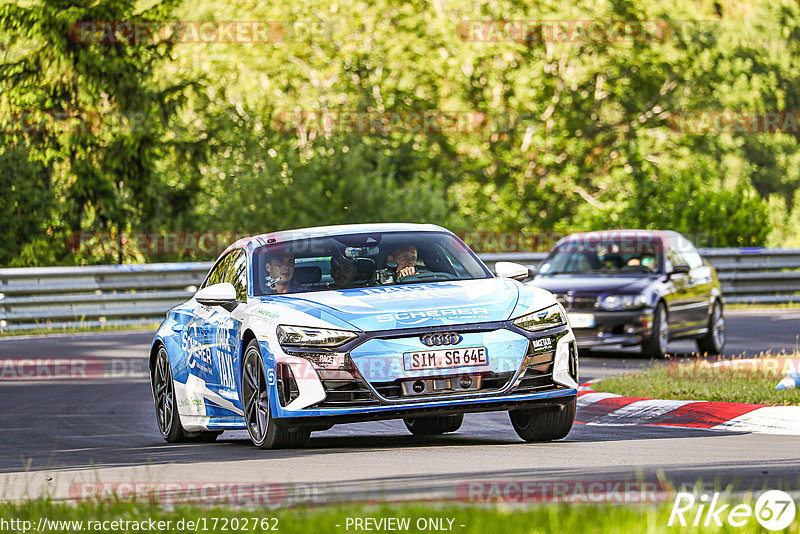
left=243, top=348, right=270, bottom=444
left=154, top=348, right=174, bottom=437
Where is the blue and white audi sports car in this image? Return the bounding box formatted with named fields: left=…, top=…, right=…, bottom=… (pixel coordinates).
left=150, top=224, right=579, bottom=448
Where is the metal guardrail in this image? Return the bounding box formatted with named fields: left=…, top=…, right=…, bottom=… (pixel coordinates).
left=1, top=249, right=798, bottom=332
left=0, top=263, right=212, bottom=332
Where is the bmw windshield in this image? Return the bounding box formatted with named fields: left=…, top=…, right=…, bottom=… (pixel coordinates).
left=251, top=231, right=492, bottom=296
left=538, top=237, right=664, bottom=276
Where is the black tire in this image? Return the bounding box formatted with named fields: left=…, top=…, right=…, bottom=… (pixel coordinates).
left=697, top=301, right=725, bottom=355
left=152, top=345, right=223, bottom=443
left=404, top=414, right=464, bottom=436
left=509, top=398, right=576, bottom=442
left=152, top=345, right=190, bottom=443
left=641, top=301, right=668, bottom=359
left=242, top=339, right=310, bottom=449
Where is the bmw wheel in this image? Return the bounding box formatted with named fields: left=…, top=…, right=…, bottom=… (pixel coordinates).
left=642, top=302, right=668, bottom=359
left=697, top=301, right=725, bottom=355
left=242, top=339, right=309, bottom=449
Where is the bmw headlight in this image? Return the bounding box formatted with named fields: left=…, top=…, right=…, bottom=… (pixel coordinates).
left=513, top=304, right=567, bottom=332
left=599, top=294, right=648, bottom=310
left=277, top=325, right=358, bottom=348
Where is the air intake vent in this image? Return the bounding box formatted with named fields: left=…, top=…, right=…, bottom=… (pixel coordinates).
left=276, top=363, right=299, bottom=406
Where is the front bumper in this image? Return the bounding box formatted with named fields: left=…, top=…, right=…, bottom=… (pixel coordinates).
left=264, top=321, right=579, bottom=420
left=570, top=309, right=654, bottom=348
left=278, top=389, right=577, bottom=427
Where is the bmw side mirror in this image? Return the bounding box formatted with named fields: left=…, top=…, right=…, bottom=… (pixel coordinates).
left=669, top=263, right=690, bottom=277
left=495, top=261, right=530, bottom=281
left=196, top=282, right=238, bottom=311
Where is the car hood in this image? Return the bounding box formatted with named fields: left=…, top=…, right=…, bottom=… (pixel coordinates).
left=529, top=274, right=659, bottom=295
left=253, top=279, right=536, bottom=331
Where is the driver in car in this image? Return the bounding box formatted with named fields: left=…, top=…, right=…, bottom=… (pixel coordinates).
left=264, top=251, right=300, bottom=294
left=386, top=244, right=418, bottom=279
left=626, top=253, right=657, bottom=272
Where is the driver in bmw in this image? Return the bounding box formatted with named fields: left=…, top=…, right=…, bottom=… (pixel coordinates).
left=386, top=244, right=418, bottom=279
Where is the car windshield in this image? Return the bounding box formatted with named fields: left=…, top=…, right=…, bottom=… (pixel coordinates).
left=538, top=237, right=664, bottom=275
left=251, top=231, right=491, bottom=296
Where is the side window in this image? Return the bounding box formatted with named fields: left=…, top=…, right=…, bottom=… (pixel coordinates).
left=664, top=245, right=684, bottom=269
left=677, top=236, right=703, bottom=269
left=226, top=250, right=248, bottom=301
left=204, top=253, right=233, bottom=288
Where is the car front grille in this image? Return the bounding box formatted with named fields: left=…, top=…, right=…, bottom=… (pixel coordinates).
left=309, top=326, right=557, bottom=407
left=370, top=371, right=516, bottom=401
left=556, top=295, right=598, bottom=311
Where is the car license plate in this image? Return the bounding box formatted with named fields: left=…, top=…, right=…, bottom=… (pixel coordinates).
left=403, top=347, right=488, bottom=371
left=568, top=313, right=595, bottom=328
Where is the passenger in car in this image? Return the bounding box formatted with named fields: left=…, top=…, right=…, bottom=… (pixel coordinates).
left=330, top=254, right=358, bottom=289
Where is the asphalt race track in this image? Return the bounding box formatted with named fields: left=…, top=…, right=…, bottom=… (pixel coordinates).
left=0, top=308, right=798, bottom=504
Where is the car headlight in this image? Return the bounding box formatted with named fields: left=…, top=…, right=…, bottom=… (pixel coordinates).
left=599, top=294, right=648, bottom=310
left=513, top=304, right=567, bottom=332
left=277, top=325, right=358, bottom=348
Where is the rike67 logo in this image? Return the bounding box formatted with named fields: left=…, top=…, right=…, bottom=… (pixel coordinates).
left=669, top=490, right=797, bottom=530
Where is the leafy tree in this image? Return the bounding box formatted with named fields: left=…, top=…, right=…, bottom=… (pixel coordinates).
left=0, top=0, right=201, bottom=265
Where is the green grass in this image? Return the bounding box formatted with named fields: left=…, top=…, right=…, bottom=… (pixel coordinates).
left=594, top=354, right=800, bottom=405
left=726, top=302, right=800, bottom=310
left=0, top=499, right=793, bottom=533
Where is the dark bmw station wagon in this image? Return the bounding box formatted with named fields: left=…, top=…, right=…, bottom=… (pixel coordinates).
left=529, top=230, right=725, bottom=358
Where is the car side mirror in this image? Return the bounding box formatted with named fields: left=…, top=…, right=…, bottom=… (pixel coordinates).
left=196, top=282, right=238, bottom=310
left=495, top=261, right=530, bottom=281
left=669, top=263, right=690, bottom=277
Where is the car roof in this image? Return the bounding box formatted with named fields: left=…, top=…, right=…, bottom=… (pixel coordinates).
left=222, top=223, right=450, bottom=256
left=552, top=229, right=688, bottom=250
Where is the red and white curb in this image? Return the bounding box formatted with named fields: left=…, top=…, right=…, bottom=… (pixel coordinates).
left=576, top=381, right=800, bottom=435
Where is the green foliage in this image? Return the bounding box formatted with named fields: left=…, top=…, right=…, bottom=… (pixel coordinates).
left=0, top=0, right=200, bottom=265
left=572, top=158, right=771, bottom=247
left=2, top=0, right=800, bottom=265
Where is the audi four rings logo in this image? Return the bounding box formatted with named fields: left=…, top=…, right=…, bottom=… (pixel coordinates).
left=420, top=332, right=463, bottom=347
